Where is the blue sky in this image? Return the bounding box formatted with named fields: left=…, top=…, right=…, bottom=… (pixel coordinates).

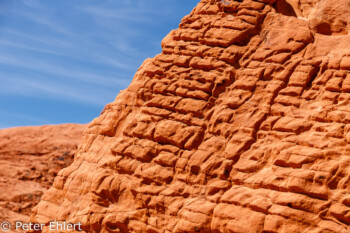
left=0, top=0, right=198, bottom=129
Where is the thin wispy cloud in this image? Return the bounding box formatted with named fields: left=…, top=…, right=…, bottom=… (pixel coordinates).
left=0, top=35, right=137, bottom=72
left=80, top=6, right=158, bottom=22
left=0, top=74, right=115, bottom=106
left=0, top=54, right=130, bottom=86
left=17, top=11, right=76, bottom=36
left=0, top=110, right=48, bottom=126
left=2, top=28, right=72, bottom=47
left=0, top=38, right=71, bottom=58
left=20, top=0, right=43, bottom=9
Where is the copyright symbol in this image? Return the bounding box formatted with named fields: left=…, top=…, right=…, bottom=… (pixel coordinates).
left=1, top=222, right=11, bottom=232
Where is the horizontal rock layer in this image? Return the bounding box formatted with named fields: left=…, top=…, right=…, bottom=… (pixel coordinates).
left=31, top=0, right=350, bottom=232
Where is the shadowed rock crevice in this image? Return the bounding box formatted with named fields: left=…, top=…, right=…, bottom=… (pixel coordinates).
left=273, top=0, right=297, bottom=17
left=316, top=22, right=332, bottom=35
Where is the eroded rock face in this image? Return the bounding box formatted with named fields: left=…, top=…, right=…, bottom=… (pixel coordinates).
left=31, top=0, right=350, bottom=232
left=278, top=0, right=350, bottom=35
left=0, top=124, right=85, bottom=230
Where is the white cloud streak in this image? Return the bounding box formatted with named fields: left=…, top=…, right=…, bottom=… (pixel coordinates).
left=0, top=110, right=48, bottom=126
left=0, top=74, right=115, bottom=106
left=0, top=53, right=131, bottom=87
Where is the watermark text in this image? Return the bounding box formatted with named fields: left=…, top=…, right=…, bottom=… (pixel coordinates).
left=0, top=221, right=82, bottom=232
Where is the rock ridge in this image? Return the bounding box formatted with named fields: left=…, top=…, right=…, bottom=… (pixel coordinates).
left=31, top=0, right=350, bottom=232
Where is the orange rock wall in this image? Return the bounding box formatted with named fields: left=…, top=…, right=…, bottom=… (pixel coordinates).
left=31, top=0, right=350, bottom=232
left=0, top=124, right=85, bottom=229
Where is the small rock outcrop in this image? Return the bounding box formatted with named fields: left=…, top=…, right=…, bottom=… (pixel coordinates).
left=0, top=124, right=85, bottom=229
left=31, top=0, right=350, bottom=232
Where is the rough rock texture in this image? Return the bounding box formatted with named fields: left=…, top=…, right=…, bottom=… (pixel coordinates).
left=31, top=0, right=350, bottom=232
left=0, top=124, right=85, bottom=230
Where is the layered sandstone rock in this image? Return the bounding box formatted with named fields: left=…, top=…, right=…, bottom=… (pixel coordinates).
left=0, top=124, right=85, bottom=230
left=31, top=0, right=350, bottom=232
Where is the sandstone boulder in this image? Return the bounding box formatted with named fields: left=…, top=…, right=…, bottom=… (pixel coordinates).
left=30, top=0, right=350, bottom=232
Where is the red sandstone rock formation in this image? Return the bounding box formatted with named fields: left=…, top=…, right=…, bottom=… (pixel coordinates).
left=31, top=0, right=350, bottom=232
left=0, top=124, right=85, bottom=231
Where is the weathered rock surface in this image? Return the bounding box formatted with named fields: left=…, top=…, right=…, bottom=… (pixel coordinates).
left=31, top=0, right=350, bottom=232
left=0, top=124, right=85, bottom=230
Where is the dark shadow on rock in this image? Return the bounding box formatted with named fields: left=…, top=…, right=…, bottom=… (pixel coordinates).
left=316, top=22, right=333, bottom=35
left=274, top=0, right=297, bottom=17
